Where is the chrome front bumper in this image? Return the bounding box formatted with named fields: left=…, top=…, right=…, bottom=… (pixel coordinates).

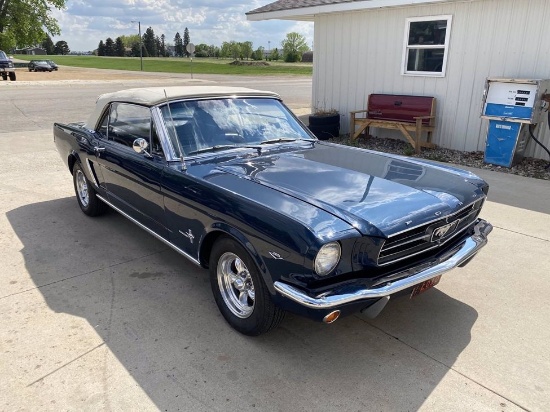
left=274, top=219, right=493, bottom=310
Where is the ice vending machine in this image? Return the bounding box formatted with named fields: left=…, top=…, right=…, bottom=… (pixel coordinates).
left=481, top=78, right=550, bottom=167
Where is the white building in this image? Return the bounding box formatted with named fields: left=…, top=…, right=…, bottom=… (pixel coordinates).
left=247, top=0, right=550, bottom=160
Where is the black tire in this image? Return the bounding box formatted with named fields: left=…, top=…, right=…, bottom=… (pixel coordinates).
left=28, top=68, right=32, bottom=72
left=8, top=72, right=15, bottom=81
left=209, top=236, right=285, bottom=336
left=72, top=163, right=107, bottom=217
left=1, top=73, right=6, bottom=81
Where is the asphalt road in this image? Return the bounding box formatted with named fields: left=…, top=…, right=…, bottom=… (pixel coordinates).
left=1, top=72, right=313, bottom=131
left=1, top=72, right=549, bottom=411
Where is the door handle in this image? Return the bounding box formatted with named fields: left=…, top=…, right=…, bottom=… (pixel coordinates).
left=94, top=146, right=105, bottom=156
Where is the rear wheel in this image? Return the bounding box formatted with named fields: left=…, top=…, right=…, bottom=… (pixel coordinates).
left=1, top=73, right=6, bottom=81
left=209, top=236, right=285, bottom=335
left=72, top=163, right=107, bottom=217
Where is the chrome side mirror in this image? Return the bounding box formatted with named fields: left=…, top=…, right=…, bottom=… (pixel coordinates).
left=133, top=138, right=151, bottom=156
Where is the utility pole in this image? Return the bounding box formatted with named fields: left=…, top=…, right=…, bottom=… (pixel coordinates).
left=131, top=20, right=143, bottom=71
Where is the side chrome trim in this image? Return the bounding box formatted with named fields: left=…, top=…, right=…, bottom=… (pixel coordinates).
left=96, top=194, right=202, bottom=267
left=274, top=219, right=493, bottom=310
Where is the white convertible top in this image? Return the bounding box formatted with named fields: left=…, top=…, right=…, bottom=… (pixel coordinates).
left=85, top=86, right=281, bottom=129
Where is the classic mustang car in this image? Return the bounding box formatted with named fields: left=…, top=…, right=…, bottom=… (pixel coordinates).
left=54, top=86, right=492, bottom=335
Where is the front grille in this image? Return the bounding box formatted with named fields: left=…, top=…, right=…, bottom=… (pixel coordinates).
left=377, top=199, right=483, bottom=266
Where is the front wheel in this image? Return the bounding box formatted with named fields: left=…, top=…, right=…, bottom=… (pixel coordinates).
left=8, top=72, right=15, bottom=81
left=209, top=237, right=285, bottom=335
left=72, top=163, right=106, bottom=217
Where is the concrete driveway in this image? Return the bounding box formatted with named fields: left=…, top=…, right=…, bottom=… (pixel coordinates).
left=1, top=73, right=549, bottom=411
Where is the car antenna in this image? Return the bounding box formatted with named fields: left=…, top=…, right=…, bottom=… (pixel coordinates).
left=164, top=89, right=187, bottom=171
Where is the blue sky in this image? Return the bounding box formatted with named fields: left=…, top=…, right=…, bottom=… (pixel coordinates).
left=51, top=0, right=314, bottom=52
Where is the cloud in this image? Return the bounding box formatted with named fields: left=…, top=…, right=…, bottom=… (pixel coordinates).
left=51, top=0, right=313, bottom=52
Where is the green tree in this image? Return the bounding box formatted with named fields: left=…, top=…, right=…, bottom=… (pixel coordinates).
left=104, top=37, right=114, bottom=56
left=229, top=41, right=241, bottom=60
left=183, top=27, right=190, bottom=57
left=130, top=41, right=140, bottom=57
left=159, top=34, right=166, bottom=57
left=42, top=33, right=55, bottom=55
left=194, top=43, right=209, bottom=57
left=252, top=46, right=264, bottom=61
left=220, top=41, right=231, bottom=59
left=209, top=44, right=219, bottom=58
left=143, top=27, right=156, bottom=57
left=0, top=0, right=66, bottom=50
left=241, top=41, right=253, bottom=60
left=118, top=34, right=139, bottom=49
left=281, top=32, right=310, bottom=62
left=54, top=40, right=69, bottom=55
left=115, top=36, right=125, bottom=57
left=269, top=47, right=280, bottom=61
left=174, top=32, right=183, bottom=57
left=97, top=40, right=105, bottom=56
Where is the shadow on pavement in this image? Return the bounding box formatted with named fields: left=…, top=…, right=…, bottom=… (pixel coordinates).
left=7, top=197, right=478, bottom=410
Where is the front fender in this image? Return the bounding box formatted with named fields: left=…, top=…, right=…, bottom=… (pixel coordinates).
left=202, top=222, right=283, bottom=295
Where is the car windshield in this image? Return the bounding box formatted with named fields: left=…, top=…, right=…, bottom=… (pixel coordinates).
left=0, top=51, right=8, bottom=60
left=160, top=98, right=314, bottom=157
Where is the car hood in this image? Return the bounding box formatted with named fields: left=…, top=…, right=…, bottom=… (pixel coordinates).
left=215, top=142, right=487, bottom=237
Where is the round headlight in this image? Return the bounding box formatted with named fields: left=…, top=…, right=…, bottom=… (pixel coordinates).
left=314, top=242, right=341, bottom=276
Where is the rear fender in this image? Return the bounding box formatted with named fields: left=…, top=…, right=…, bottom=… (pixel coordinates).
left=54, top=123, right=100, bottom=186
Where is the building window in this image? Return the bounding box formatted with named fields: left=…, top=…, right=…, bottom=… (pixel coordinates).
left=402, top=15, right=452, bottom=77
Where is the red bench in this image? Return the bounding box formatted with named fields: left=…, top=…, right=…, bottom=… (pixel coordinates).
left=350, top=94, right=436, bottom=153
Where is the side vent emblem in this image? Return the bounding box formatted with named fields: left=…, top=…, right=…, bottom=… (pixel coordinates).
left=179, top=229, right=195, bottom=244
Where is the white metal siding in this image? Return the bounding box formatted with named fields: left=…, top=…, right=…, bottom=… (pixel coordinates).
left=313, top=0, right=550, bottom=160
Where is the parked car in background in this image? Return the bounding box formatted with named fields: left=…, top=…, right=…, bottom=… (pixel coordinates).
left=46, top=60, right=58, bottom=70
left=53, top=86, right=493, bottom=336
left=0, top=50, right=16, bottom=81
left=28, top=60, right=53, bottom=72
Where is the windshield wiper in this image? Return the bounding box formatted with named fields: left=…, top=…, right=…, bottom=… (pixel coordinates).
left=187, top=144, right=263, bottom=156
left=187, top=145, right=237, bottom=155
left=260, top=138, right=298, bottom=145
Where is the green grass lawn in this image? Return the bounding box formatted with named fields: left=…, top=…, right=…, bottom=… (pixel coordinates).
left=15, top=55, right=313, bottom=76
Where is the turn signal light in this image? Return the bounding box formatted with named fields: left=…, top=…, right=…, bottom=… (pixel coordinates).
left=323, top=310, right=341, bottom=324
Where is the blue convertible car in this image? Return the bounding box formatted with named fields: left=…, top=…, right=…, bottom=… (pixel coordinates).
left=54, top=86, right=492, bottom=335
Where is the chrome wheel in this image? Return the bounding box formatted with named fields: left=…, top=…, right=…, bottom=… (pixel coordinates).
left=75, top=169, right=89, bottom=208
left=217, top=252, right=255, bottom=319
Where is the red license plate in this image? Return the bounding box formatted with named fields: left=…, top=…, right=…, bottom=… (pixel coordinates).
left=410, top=275, right=442, bottom=299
